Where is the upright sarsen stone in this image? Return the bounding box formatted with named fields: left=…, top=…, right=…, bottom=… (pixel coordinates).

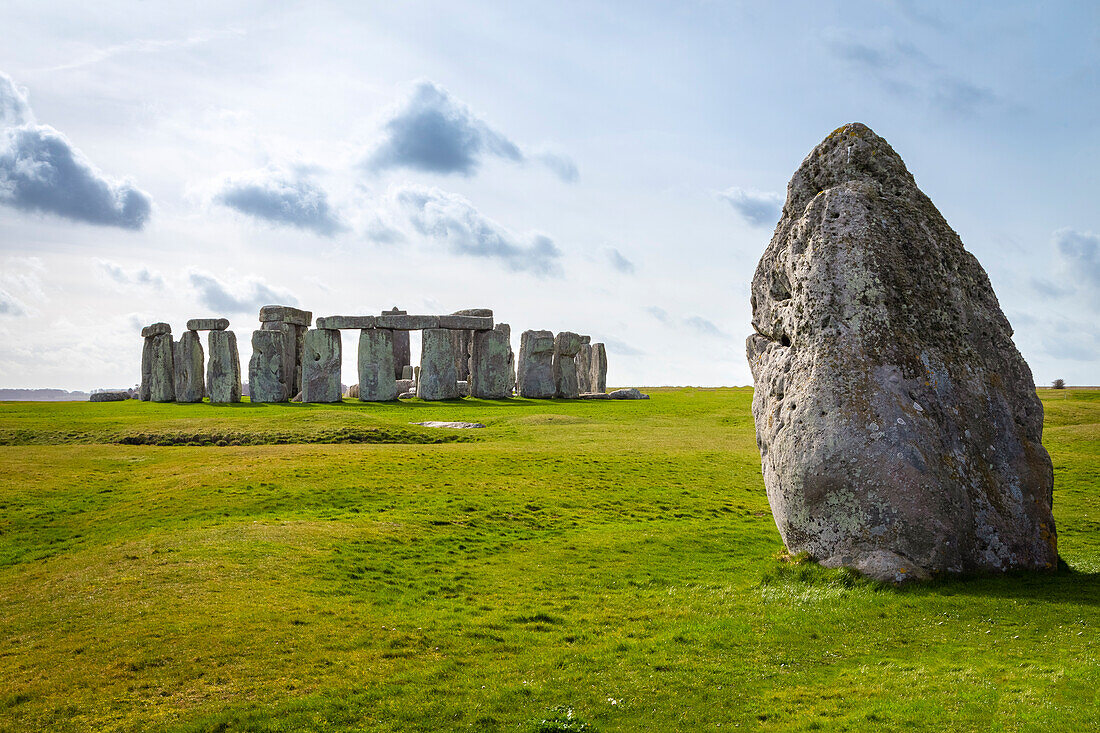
left=552, top=331, right=584, bottom=398
left=746, top=123, right=1056, bottom=582
left=382, top=307, right=411, bottom=378
left=418, top=328, right=459, bottom=400
left=148, top=333, right=175, bottom=403
left=358, top=329, right=397, bottom=401
left=140, top=336, right=153, bottom=401
left=576, top=340, right=593, bottom=394
left=470, top=323, right=512, bottom=399
left=302, top=329, right=342, bottom=403
left=517, top=330, right=555, bottom=398
left=590, top=343, right=607, bottom=393
left=174, top=331, right=205, bottom=403
left=207, top=330, right=241, bottom=403
left=249, top=330, right=287, bottom=403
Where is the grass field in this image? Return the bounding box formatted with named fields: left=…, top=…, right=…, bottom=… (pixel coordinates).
left=0, top=388, right=1097, bottom=732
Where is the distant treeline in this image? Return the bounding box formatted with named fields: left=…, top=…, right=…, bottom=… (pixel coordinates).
left=0, top=388, right=92, bottom=401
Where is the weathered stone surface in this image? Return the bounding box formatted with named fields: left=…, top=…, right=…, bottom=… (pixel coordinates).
left=608, top=387, right=649, bottom=400
left=438, top=315, right=494, bottom=331
left=346, top=384, right=360, bottom=398
left=418, top=328, right=459, bottom=400
left=746, top=122, right=1056, bottom=582
left=470, top=323, right=512, bottom=399
left=141, top=322, right=171, bottom=338
left=579, top=392, right=610, bottom=400
left=453, top=308, right=493, bottom=318
left=316, top=315, right=377, bottom=330
left=517, top=330, right=555, bottom=398
left=248, top=330, right=287, bottom=403
left=398, top=391, right=415, bottom=399
left=401, top=365, right=414, bottom=380
left=206, top=330, right=241, bottom=403
left=147, top=333, right=175, bottom=402
left=140, top=337, right=153, bottom=401
left=590, top=343, right=607, bottom=393
left=396, top=378, right=415, bottom=393
left=449, top=328, right=472, bottom=381
left=302, top=329, right=342, bottom=403
left=174, top=331, right=205, bottom=403
left=358, top=329, right=397, bottom=401
left=412, top=421, right=485, bottom=429
left=258, top=305, right=312, bottom=327
left=580, top=335, right=591, bottom=345
left=552, top=331, right=584, bottom=398
left=576, top=344, right=593, bottom=394
left=377, top=314, right=440, bottom=330
left=90, top=391, right=128, bottom=402
left=382, top=307, right=411, bottom=378
left=186, top=318, right=229, bottom=331
left=261, top=321, right=306, bottom=396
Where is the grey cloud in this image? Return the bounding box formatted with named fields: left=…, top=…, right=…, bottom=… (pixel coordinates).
left=596, top=335, right=644, bottom=357
left=213, top=167, right=343, bottom=236
left=684, top=316, right=729, bottom=338
left=96, top=259, right=164, bottom=288
left=393, top=185, right=562, bottom=277
left=1030, top=277, right=1073, bottom=299
left=606, top=247, right=636, bottom=274
left=365, top=81, right=577, bottom=182
left=0, top=288, right=27, bottom=316
left=827, top=30, right=1002, bottom=116
left=0, top=72, right=152, bottom=229
left=719, top=187, right=783, bottom=227
left=188, top=270, right=297, bottom=315
left=1054, top=228, right=1100, bottom=296
left=646, top=306, right=671, bottom=323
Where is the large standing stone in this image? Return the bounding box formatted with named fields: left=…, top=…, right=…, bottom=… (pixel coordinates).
left=207, top=330, right=241, bottom=403
left=147, top=333, right=176, bottom=403
left=590, top=343, right=607, bottom=393
left=470, top=323, right=512, bottom=399
left=576, top=342, right=593, bottom=394
left=358, top=329, right=397, bottom=401
left=262, top=321, right=305, bottom=398
left=302, top=329, right=342, bottom=403
left=517, top=330, right=555, bottom=398
left=174, top=331, right=205, bottom=403
left=418, top=328, right=459, bottom=400
left=139, top=336, right=153, bottom=401
left=552, top=331, right=584, bottom=398
left=746, top=123, right=1056, bottom=582
left=248, top=330, right=287, bottom=403
left=382, top=307, right=411, bottom=378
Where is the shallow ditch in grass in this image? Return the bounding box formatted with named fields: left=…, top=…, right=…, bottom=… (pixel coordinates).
left=0, top=426, right=475, bottom=446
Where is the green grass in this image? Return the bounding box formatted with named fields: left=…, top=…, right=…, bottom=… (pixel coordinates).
left=0, top=388, right=1096, bottom=732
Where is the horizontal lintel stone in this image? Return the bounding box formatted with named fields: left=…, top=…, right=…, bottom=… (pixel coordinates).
left=258, top=305, right=313, bottom=326
left=377, top=314, right=440, bottom=330
left=316, top=315, right=378, bottom=330
left=438, top=315, right=494, bottom=331
left=141, top=322, right=171, bottom=338
left=186, top=318, right=229, bottom=331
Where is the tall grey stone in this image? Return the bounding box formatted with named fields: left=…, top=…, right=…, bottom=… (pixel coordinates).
left=450, top=329, right=472, bottom=381
left=747, top=123, right=1056, bottom=583
left=248, top=330, right=287, bottom=403
left=358, top=329, right=397, bottom=401
left=552, top=331, right=584, bottom=398
left=418, top=328, right=459, bottom=400
left=174, top=331, right=205, bottom=403
left=470, top=323, right=512, bottom=399
left=302, top=329, right=342, bottom=403
left=576, top=343, right=593, bottom=394
left=517, top=330, right=555, bottom=398
left=590, top=343, right=607, bottom=393
left=140, top=336, right=153, bottom=401
left=207, top=330, right=241, bottom=403
left=262, top=321, right=306, bottom=398
left=147, top=333, right=175, bottom=403
left=382, top=307, right=411, bottom=378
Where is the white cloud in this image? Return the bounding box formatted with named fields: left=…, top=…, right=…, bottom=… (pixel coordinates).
left=187, top=269, right=298, bottom=316
left=718, top=187, right=783, bottom=227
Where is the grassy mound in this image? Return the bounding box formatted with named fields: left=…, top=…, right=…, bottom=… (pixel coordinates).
left=0, top=388, right=1096, bottom=731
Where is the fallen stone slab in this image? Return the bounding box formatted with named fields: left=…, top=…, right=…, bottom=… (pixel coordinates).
left=438, top=315, right=494, bottom=331
left=396, top=378, right=415, bottom=393
left=578, top=392, right=611, bottom=400
left=412, top=421, right=486, bottom=429
left=90, top=391, right=129, bottom=402
left=398, top=391, right=416, bottom=399
left=258, top=305, right=312, bottom=326
left=186, top=318, right=229, bottom=331
left=608, top=388, right=649, bottom=400
left=316, top=315, right=377, bottom=330
left=141, top=322, right=171, bottom=338
left=377, top=314, right=440, bottom=330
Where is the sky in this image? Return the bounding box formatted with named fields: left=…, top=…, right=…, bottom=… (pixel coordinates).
left=0, top=0, right=1097, bottom=391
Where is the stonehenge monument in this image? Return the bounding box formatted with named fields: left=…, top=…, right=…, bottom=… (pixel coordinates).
left=139, top=305, right=616, bottom=405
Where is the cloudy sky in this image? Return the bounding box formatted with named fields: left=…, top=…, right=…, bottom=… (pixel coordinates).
left=0, top=1, right=1097, bottom=390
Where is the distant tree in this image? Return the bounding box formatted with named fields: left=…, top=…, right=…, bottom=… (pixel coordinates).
left=1052, top=378, right=1066, bottom=390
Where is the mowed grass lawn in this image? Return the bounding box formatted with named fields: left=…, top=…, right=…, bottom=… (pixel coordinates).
left=0, top=388, right=1097, bottom=732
